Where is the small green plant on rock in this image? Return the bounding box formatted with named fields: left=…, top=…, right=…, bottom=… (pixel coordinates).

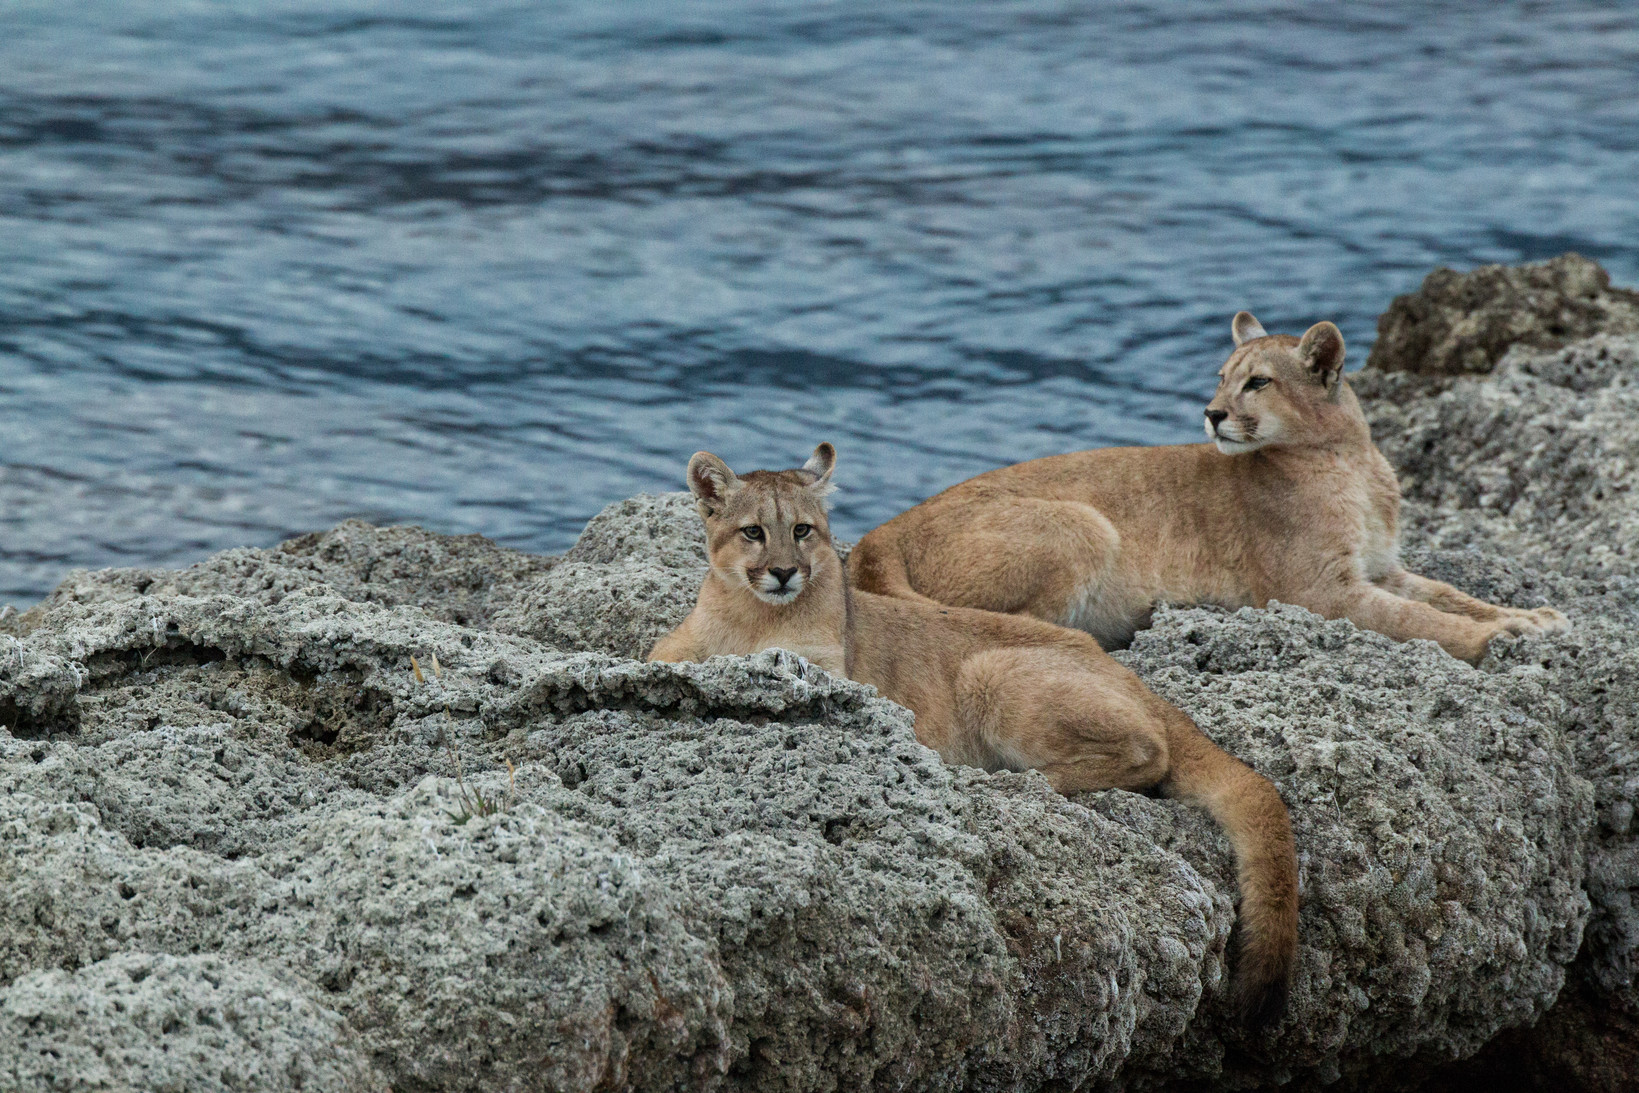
left=411, top=651, right=516, bottom=824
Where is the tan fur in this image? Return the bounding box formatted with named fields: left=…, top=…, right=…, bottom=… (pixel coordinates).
left=850, top=314, right=1569, bottom=665
left=650, top=444, right=1300, bottom=1026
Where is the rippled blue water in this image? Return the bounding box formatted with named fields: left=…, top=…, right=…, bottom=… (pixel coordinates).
left=2, top=2, right=1637, bottom=602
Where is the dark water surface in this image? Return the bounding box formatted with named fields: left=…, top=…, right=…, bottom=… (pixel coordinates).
left=3, top=2, right=1637, bottom=603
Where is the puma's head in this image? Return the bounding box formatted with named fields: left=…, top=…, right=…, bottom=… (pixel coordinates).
left=1203, top=312, right=1352, bottom=455
left=686, top=443, right=839, bottom=605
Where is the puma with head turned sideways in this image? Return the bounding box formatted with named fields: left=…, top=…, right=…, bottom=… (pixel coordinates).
left=849, top=313, right=1568, bottom=664
left=650, top=444, right=1300, bottom=1027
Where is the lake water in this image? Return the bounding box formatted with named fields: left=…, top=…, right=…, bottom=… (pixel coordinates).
left=3, top=1, right=1637, bottom=603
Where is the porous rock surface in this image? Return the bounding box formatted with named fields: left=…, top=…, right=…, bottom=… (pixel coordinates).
left=1366, top=252, right=1639, bottom=376
left=0, top=952, right=387, bottom=1093
left=1359, top=334, right=1639, bottom=585
left=1355, top=281, right=1639, bottom=1089
left=0, top=498, right=1601, bottom=1093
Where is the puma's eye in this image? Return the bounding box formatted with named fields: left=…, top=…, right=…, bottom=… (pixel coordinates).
left=1243, top=376, right=1271, bottom=392
left=792, top=524, right=812, bottom=540
left=741, top=526, right=764, bottom=542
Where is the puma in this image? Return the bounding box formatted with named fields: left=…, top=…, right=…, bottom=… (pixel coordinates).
left=649, top=443, right=1300, bottom=1025
left=849, top=313, right=1569, bottom=664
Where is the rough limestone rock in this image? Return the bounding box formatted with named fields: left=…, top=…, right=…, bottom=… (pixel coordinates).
left=489, top=493, right=704, bottom=660
left=1473, top=613, right=1639, bottom=1093
left=1356, top=296, right=1639, bottom=1090
left=1366, top=253, right=1639, bottom=376
left=1358, top=334, right=1639, bottom=587
left=1111, top=601, right=1590, bottom=1089
left=0, top=494, right=1601, bottom=1093
left=0, top=952, right=388, bottom=1093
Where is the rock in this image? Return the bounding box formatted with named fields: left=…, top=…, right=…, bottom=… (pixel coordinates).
left=0, top=952, right=388, bottom=1093
left=564, top=491, right=708, bottom=568
left=1358, top=334, right=1639, bottom=588
left=1355, top=260, right=1639, bottom=1090
left=6, top=259, right=1639, bottom=1090
left=1448, top=607, right=1639, bottom=1093
left=8, top=519, right=556, bottom=636
left=489, top=493, right=706, bottom=660
left=1366, top=253, right=1639, bottom=376
left=0, top=495, right=1601, bottom=1091
left=1114, top=602, right=1591, bottom=1088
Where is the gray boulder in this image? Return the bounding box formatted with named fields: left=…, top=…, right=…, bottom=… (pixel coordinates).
left=1358, top=315, right=1639, bottom=1089
left=0, top=499, right=1601, bottom=1092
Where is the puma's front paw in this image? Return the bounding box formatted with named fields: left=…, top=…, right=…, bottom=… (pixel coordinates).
left=1521, top=606, right=1571, bottom=634
left=1476, top=608, right=1570, bottom=659
left=1454, top=621, right=1517, bottom=664
left=1498, top=605, right=1571, bottom=636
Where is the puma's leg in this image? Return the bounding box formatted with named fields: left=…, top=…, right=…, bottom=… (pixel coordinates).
left=1376, top=570, right=1569, bottom=634
left=647, top=621, right=705, bottom=663
left=902, top=498, right=1128, bottom=636
left=953, top=647, right=1168, bottom=791
left=1313, top=583, right=1538, bottom=664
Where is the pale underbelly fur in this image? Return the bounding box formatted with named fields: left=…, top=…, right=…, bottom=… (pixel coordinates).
left=1061, top=577, right=1153, bottom=650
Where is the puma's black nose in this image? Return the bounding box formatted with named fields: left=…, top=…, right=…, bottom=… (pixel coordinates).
left=1205, top=409, right=1228, bottom=427
left=769, top=567, right=798, bottom=586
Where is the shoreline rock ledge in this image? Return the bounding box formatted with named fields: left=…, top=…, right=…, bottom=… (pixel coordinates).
left=3, top=256, right=1637, bottom=1092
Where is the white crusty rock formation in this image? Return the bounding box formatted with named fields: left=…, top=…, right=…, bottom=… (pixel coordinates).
left=3, top=260, right=1637, bottom=1092
left=1354, top=271, right=1639, bottom=1089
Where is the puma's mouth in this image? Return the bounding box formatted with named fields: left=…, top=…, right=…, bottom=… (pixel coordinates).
left=751, top=570, right=805, bottom=604
left=1207, top=416, right=1257, bottom=453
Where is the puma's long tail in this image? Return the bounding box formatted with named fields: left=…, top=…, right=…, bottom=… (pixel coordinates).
left=1160, top=709, right=1299, bottom=1027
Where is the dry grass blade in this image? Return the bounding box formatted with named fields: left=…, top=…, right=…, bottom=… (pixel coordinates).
left=411, top=649, right=512, bottom=824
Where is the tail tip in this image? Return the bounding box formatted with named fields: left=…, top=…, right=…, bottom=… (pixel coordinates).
left=1234, top=972, right=1291, bottom=1031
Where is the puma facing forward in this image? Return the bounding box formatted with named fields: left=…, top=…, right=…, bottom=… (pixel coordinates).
left=850, top=313, right=1568, bottom=664
left=649, top=444, right=1300, bottom=1025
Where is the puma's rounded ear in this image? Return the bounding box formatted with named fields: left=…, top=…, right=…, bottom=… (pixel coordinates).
left=801, top=443, right=836, bottom=492
left=1232, top=311, right=1268, bottom=346
left=1297, top=321, right=1345, bottom=386
left=687, top=451, right=738, bottom=510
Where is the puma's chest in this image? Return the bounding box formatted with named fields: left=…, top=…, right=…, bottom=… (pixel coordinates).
left=1318, top=464, right=1400, bottom=579
left=1358, top=501, right=1399, bottom=579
